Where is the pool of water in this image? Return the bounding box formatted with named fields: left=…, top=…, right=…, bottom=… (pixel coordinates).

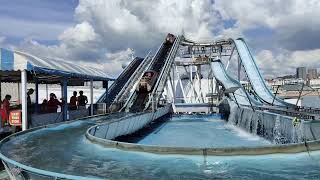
left=1, top=114, right=320, bottom=179
left=137, top=114, right=270, bottom=147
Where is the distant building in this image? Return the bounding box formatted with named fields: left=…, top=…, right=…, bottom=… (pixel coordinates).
left=266, top=77, right=305, bottom=91
left=296, top=67, right=307, bottom=80
left=310, top=78, right=320, bottom=89
left=307, top=68, right=317, bottom=79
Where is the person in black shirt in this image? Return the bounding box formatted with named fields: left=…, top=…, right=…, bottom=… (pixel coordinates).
left=69, top=91, right=78, bottom=110
left=77, top=91, right=88, bottom=109
left=27, top=88, right=34, bottom=106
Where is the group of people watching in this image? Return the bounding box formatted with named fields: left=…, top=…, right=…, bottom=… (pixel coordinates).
left=0, top=89, right=89, bottom=126
left=42, top=90, right=88, bottom=113
left=69, top=91, right=88, bottom=110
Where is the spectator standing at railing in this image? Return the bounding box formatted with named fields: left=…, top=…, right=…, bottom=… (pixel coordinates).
left=77, top=91, right=88, bottom=110
left=69, top=91, right=78, bottom=110
left=26, top=88, right=34, bottom=128
left=27, top=88, right=34, bottom=106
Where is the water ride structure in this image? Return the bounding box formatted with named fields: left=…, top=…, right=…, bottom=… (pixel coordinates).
left=1, top=34, right=320, bottom=179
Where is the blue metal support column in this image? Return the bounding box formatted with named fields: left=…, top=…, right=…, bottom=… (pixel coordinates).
left=35, top=78, right=39, bottom=113
left=62, top=78, right=68, bottom=121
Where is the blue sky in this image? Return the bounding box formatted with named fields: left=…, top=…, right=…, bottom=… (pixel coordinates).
left=0, top=0, right=78, bottom=44
left=0, top=0, right=319, bottom=77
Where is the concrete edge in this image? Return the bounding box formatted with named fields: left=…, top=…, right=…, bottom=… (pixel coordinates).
left=86, top=119, right=320, bottom=156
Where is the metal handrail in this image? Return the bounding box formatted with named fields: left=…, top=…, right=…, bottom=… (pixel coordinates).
left=111, top=52, right=153, bottom=107
left=123, top=40, right=166, bottom=112
left=120, top=54, right=155, bottom=112
left=144, top=35, right=182, bottom=110
left=97, top=57, right=141, bottom=103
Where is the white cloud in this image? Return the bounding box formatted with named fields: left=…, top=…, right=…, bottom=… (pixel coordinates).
left=103, top=48, right=134, bottom=75
left=73, top=0, right=220, bottom=51
left=0, top=36, right=5, bottom=45
left=8, top=0, right=320, bottom=78
left=255, top=48, right=320, bottom=78
left=291, top=49, right=320, bottom=67
left=216, top=27, right=244, bottom=40
left=105, top=48, right=133, bottom=62
left=59, top=21, right=97, bottom=43
left=14, top=0, right=220, bottom=76
left=214, top=0, right=320, bottom=50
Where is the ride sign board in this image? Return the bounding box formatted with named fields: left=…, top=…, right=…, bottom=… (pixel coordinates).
left=9, top=110, right=22, bottom=126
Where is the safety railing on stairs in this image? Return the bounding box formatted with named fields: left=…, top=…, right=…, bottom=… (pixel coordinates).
left=144, top=36, right=182, bottom=111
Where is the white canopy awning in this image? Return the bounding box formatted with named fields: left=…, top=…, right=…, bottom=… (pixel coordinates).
left=0, top=48, right=114, bottom=81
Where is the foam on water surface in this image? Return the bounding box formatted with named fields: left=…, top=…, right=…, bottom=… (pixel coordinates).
left=137, top=114, right=270, bottom=147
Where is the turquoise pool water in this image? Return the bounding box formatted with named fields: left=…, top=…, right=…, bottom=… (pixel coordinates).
left=0, top=114, right=320, bottom=179
left=137, top=114, right=270, bottom=147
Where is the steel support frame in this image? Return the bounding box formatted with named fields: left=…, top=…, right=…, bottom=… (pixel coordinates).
left=175, top=65, right=187, bottom=103
left=238, top=55, right=241, bottom=81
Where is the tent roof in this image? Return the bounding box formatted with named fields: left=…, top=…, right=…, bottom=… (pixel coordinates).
left=0, top=48, right=114, bottom=81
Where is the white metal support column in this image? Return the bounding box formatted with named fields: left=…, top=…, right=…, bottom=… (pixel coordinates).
left=21, top=70, right=28, bottom=131
left=226, top=46, right=235, bottom=70
left=90, top=79, right=94, bottom=115
left=172, top=64, right=175, bottom=103
left=238, top=56, right=241, bottom=81
left=176, top=66, right=186, bottom=103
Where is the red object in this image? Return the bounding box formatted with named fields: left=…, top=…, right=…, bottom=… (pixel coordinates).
left=1, top=99, right=10, bottom=123
left=47, top=99, right=62, bottom=113
left=0, top=109, right=5, bottom=125
left=9, top=110, right=22, bottom=126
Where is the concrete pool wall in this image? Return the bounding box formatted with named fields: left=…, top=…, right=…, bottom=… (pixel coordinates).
left=85, top=102, right=320, bottom=156
left=227, top=101, right=320, bottom=144
left=88, top=105, right=172, bottom=140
